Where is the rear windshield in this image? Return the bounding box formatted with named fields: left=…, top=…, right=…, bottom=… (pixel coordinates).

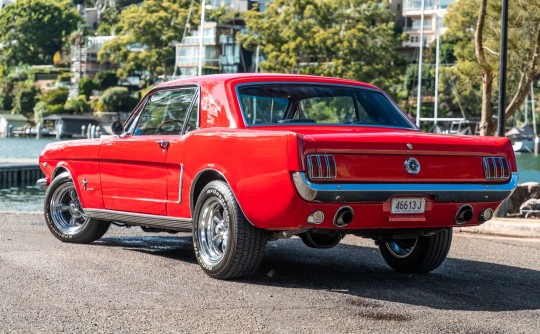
left=237, top=84, right=413, bottom=128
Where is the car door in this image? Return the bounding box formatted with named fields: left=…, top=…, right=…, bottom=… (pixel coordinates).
left=99, top=86, right=198, bottom=215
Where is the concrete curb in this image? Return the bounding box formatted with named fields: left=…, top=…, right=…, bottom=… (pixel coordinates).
left=458, top=218, right=540, bottom=238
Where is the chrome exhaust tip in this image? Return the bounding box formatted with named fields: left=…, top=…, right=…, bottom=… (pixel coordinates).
left=455, top=204, right=474, bottom=225
left=334, top=206, right=354, bottom=227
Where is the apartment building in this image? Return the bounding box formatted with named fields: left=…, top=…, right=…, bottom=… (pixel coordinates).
left=402, top=0, right=455, bottom=48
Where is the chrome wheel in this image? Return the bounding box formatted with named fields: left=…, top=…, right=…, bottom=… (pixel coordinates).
left=385, top=239, right=417, bottom=259
left=197, top=197, right=230, bottom=266
left=49, top=182, right=89, bottom=235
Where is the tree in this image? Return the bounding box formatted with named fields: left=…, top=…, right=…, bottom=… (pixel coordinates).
left=78, top=78, right=97, bottom=98
left=238, top=0, right=404, bottom=94
left=98, top=86, right=137, bottom=113
left=95, top=70, right=119, bottom=90
left=65, top=95, right=91, bottom=114
left=98, top=0, right=194, bottom=86
left=14, top=85, right=40, bottom=120
left=34, top=87, right=69, bottom=117
left=445, top=0, right=540, bottom=135
left=0, top=0, right=81, bottom=66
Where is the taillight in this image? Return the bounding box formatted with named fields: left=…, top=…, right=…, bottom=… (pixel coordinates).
left=307, top=154, right=336, bottom=179
left=483, top=157, right=510, bottom=180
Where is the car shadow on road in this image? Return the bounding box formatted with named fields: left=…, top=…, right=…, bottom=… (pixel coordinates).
left=96, top=235, right=539, bottom=312
left=97, top=235, right=198, bottom=264
left=247, top=238, right=540, bottom=312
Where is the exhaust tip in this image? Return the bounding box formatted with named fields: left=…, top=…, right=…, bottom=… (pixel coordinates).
left=455, top=204, right=474, bottom=225
left=334, top=206, right=354, bottom=227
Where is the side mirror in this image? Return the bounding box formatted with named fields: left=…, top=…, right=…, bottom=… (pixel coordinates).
left=111, top=120, right=124, bottom=135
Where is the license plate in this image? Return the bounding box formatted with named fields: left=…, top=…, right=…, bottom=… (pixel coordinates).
left=391, top=197, right=426, bottom=214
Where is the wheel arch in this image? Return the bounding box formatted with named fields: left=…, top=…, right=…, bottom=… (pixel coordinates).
left=190, top=168, right=254, bottom=226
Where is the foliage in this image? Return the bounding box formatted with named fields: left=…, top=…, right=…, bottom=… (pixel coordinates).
left=14, top=84, right=40, bottom=120
left=445, top=0, right=540, bottom=135
left=78, top=78, right=97, bottom=98
left=64, top=95, right=91, bottom=114
left=57, top=72, right=72, bottom=83
left=95, top=70, right=119, bottom=90
left=34, top=87, right=69, bottom=117
left=98, top=0, right=194, bottom=86
left=0, top=0, right=81, bottom=66
left=238, top=0, right=405, bottom=95
left=98, top=86, right=137, bottom=113
left=96, top=6, right=120, bottom=35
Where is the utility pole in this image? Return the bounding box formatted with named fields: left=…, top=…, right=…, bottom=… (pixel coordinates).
left=497, top=0, right=509, bottom=137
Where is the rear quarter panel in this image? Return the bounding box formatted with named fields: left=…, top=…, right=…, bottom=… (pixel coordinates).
left=166, top=129, right=302, bottom=228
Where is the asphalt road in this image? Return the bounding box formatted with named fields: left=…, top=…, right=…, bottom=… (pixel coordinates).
left=1, top=213, right=539, bottom=333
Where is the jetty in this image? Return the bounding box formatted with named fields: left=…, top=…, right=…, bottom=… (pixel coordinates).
left=0, top=159, right=43, bottom=189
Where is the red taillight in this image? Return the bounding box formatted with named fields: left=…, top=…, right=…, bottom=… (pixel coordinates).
left=307, top=154, right=336, bottom=179
left=483, top=157, right=510, bottom=180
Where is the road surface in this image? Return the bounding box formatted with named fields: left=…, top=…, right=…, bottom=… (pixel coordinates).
left=1, top=213, right=539, bottom=333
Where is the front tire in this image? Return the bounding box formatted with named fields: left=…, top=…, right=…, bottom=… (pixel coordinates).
left=378, top=228, right=452, bottom=273
left=44, top=172, right=110, bottom=243
left=193, top=180, right=266, bottom=279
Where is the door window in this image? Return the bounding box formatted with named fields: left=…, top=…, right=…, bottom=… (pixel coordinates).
left=133, top=87, right=198, bottom=135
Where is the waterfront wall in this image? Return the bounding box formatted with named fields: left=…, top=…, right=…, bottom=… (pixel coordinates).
left=0, top=164, right=44, bottom=189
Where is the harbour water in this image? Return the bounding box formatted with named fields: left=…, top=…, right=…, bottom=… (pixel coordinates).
left=1, top=137, right=540, bottom=213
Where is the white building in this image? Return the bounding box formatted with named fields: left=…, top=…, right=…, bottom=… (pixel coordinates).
left=402, top=0, right=455, bottom=48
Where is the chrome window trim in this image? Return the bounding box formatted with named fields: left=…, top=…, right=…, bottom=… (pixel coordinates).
left=292, top=172, right=519, bottom=203
left=234, top=82, right=418, bottom=130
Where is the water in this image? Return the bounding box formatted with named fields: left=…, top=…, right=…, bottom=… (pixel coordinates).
left=1, top=137, right=540, bottom=212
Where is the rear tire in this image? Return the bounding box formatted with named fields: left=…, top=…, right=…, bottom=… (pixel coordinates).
left=378, top=228, right=452, bottom=273
left=193, top=180, right=266, bottom=279
left=44, top=172, right=110, bottom=243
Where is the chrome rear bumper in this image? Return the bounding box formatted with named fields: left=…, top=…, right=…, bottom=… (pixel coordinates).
left=292, top=172, right=518, bottom=203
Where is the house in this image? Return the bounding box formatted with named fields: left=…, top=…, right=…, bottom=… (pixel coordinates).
left=0, top=113, right=28, bottom=137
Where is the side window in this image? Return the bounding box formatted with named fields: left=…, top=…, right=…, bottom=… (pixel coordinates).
left=134, top=87, right=197, bottom=135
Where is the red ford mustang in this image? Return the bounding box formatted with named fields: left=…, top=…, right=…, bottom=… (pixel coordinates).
left=38, top=73, right=518, bottom=279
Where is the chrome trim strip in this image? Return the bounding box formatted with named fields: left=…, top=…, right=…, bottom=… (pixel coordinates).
left=292, top=172, right=519, bottom=203
left=85, top=209, right=192, bottom=232
left=178, top=163, right=184, bottom=203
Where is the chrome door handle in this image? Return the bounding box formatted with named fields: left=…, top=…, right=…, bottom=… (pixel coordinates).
left=156, top=140, right=169, bottom=149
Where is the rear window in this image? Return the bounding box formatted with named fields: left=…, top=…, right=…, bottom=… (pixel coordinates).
left=237, top=84, right=413, bottom=128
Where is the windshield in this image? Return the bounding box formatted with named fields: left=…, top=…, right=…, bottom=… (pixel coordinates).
left=237, top=84, right=413, bottom=129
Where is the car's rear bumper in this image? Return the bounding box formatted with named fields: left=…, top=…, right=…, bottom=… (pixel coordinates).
left=292, top=172, right=518, bottom=203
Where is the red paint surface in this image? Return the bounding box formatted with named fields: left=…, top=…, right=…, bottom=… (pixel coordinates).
left=39, top=74, right=517, bottom=231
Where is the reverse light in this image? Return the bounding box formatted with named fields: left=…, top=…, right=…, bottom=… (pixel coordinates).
left=307, top=154, right=336, bottom=179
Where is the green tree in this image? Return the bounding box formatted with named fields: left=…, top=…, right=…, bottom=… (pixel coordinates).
left=14, top=84, right=40, bottom=119
left=78, top=78, right=97, bottom=98
left=34, top=87, right=69, bottom=117
left=0, top=0, right=81, bottom=66
left=98, top=86, right=136, bottom=113
left=445, top=0, right=540, bottom=135
left=95, top=70, right=119, bottom=90
left=98, top=0, right=193, bottom=86
left=65, top=95, right=91, bottom=114
left=238, top=0, right=404, bottom=94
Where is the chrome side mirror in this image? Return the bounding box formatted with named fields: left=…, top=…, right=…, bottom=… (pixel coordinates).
left=111, top=120, right=124, bottom=135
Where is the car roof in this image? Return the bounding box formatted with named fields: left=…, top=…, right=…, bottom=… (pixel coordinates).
left=155, top=73, right=380, bottom=90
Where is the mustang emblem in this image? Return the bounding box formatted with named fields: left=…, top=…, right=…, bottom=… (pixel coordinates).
left=407, top=143, right=413, bottom=150
left=404, top=157, right=421, bottom=175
